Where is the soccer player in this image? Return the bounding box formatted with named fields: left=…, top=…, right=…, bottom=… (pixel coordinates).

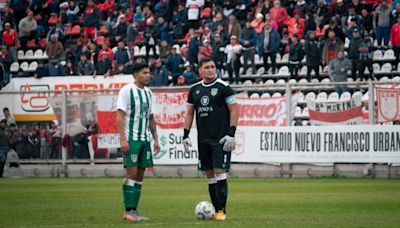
left=182, top=58, right=239, bottom=221
left=116, top=62, right=160, bottom=222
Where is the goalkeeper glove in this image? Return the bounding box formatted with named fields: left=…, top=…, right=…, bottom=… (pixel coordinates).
left=182, top=129, right=192, bottom=153
left=219, top=126, right=236, bottom=151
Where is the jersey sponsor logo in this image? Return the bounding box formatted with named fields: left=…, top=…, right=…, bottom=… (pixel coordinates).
left=200, top=96, right=209, bottom=106
left=211, top=88, right=218, bottom=96
left=139, top=102, right=149, bottom=119
left=131, top=154, right=138, bottom=163
left=196, top=90, right=200, bottom=94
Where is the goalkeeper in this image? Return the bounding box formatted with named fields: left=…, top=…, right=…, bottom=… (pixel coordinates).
left=182, top=58, right=239, bottom=221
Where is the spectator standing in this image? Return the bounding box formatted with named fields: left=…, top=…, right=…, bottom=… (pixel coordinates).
left=316, top=0, right=330, bottom=28
left=18, top=11, right=37, bottom=50
left=342, top=7, right=362, bottom=35
left=39, top=125, right=51, bottom=159
left=328, top=50, right=352, bottom=95
left=28, top=124, right=40, bottom=159
left=165, top=47, right=185, bottom=82
left=49, top=124, right=61, bottom=159
left=392, top=3, right=400, bottom=25
left=83, top=0, right=101, bottom=41
left=113, top=15, right=128, bottom=45
left=211, top=33, right=226, bottom=72
left=269, top=0, right=289, bottom=31
left=358, top=32, right=374, bottom=81
left=8, top=123, right=18, bottom=151
left=0, top=118, right=9, bottom=178
left=225, top=35, right=243, bottom=84
left=361, top=9, right=373, bottom=35
left=66, top=0, right=80, bottom=24
left=304, top=31, right=321, bottom=81
left=198, top=39, right=212, bottom=61
left=2, top=108, right=15, bottom=128
left=257, top=22, right=280, bottom=75
left=188, top=30, right=201, bottom=65
left=2, top=23, right=18, bottom=62
left=78, top=54, right=95, bottom=75
left=288, top=35, right=304, bottom=80
left=348, top=29, right=363, bottom=80
left=240, top=20, right=257, bottom=75
left=251, top=13, right=265, bottom=35
left=287, top=9, right=305, bottom=39
left=324, top=19, right=346, bottom=43
left=227, top=15, right=242, bottom=38
left=322, top=30, right=344, bottom=66
left=304, top=12, right=317, bottom=35
left=114, top=41, right=130, bottom=65
left=149, top=59, right=169, bottom=86
left=15, top=125, right=29, bottom=159
left=186, top=0, right=204, bottom=29
left=374, top=0, right=392, bottom=49
left=390, top=15, right=400, bottom=70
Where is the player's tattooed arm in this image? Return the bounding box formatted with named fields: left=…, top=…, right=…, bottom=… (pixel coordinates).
left=149, top=114, right=160, bottom=154
left=149, top=114, right=157, bottom=137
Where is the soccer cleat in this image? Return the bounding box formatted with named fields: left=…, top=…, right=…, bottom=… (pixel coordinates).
left=123, top=210, right=149, bottom=222
left=212, top=210, right=226, bottom=221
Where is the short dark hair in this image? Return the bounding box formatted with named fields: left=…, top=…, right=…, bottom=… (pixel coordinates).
left=132, top=62, right=149, bottom=75
left=3, top=107, right=9, bottom=112
left=198, top=58, right=214, bottom=68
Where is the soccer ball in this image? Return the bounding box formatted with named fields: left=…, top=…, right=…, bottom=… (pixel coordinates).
left=195, top=201, right=215, bottom=220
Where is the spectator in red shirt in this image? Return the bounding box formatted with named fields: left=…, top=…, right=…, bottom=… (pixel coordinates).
left=390, top=15, right=400, bottom=70
left=198, top=39, right=212, bottom=60
left=2, top=23, right=18, bottom=62
left=97, top=43, right=114, bottom=62
left=287, top=9, right=305, bottom=39
left=83, top=0, right=101, bottom=41
left=269, top=0, right=289, bottom=30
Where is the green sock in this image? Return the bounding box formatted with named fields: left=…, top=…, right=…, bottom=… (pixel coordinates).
left=123, top=179, right=142, bottom=211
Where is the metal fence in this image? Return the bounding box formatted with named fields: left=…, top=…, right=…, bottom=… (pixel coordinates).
left=1, top=81, right=400, bottom=177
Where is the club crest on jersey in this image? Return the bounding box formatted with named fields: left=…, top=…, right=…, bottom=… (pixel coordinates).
left=211, top=88, right=218, bottom=96
left=131, top=155, right=138, bottom=163
left=200, top=96, right=209, bottom=106
left=196, top=90, right=200, bottom=94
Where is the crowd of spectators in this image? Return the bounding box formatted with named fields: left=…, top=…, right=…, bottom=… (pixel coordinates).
left=0, top=106, right=108, bottom=160
left=0, top=0, right=400, bottom=88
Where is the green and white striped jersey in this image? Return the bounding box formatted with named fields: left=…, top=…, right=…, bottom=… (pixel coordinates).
left=117, top=83, right=154, bottom=142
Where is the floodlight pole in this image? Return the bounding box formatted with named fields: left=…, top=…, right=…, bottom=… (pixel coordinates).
left=61, top=89, right=67, bottom=177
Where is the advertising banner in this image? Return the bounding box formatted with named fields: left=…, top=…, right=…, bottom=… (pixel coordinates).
left=237, top=93, right=298, bottom=126
left=2, top=76, right=131, bottom=121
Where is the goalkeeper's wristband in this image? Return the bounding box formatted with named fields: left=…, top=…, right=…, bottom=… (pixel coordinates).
left=228, top=126, right=236, bottom=137
left=183, top=128, right=190, bottom=139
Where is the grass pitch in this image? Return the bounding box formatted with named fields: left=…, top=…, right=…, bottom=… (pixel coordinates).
left=0, top=178, right=400, bottom=227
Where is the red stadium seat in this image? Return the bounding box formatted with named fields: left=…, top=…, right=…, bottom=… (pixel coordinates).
left=48, top=15, right=58, bottom=25
left=67, top=25, right=81, bottom=36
